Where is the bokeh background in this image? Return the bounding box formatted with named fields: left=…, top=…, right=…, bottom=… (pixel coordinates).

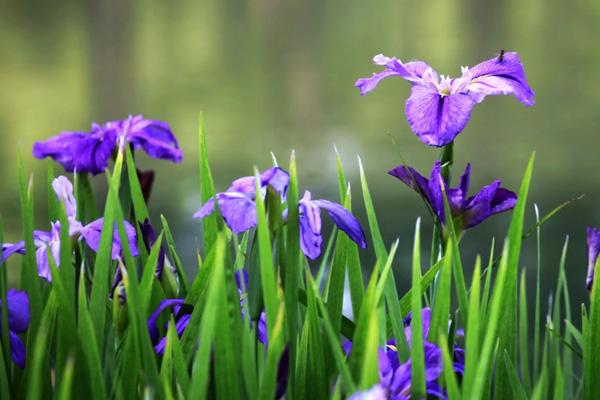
left=1, top=0, right=599, bottom=315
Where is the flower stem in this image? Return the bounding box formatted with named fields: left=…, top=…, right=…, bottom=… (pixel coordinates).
left=430, top=141, right=454, bottom=263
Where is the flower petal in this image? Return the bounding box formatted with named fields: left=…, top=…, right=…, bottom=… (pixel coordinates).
left=1, top=241, right=26, bottom=263
left=462, top=180, right=502, bottom=228
left=79, top=218, right=139, bottom=259
left=218, top=193, right=258, bottom=233
left=466, top=51, right=535, bottom=106
left=312, top=199, right=367, bottom=249
left=260, top=167, right=290, bottom=197
left=299, top=192, right=323, bottom=260
left=9, top=330, right=27, bottom=368
left=71, top=130, right=117, bottom=175
left=147, top=298, right=185, bottom=343
left=356, top=54, right=436, bottom=95
left=125, top=117, right=183, bottom=163
left=587, top=227, right=600, bottom=290
left=5, top=289, right=30, bottom=333
left=52, top=176, right=78, bottom=220
left=405, top=86, right=475, bottom=147
left=32, top=131, right=87, bottom=172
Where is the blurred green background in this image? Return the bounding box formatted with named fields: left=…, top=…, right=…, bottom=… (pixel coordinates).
left=1, top=0, right=599, bottom=311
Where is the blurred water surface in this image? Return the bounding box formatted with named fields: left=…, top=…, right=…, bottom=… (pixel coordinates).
left=1, top=0, right=599, bottom=311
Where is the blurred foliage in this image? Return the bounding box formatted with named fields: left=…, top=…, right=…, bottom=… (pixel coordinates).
left=1, top=0, right=599, bottom=310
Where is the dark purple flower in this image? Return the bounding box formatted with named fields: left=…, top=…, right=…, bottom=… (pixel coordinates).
left=0, top=289, right=30, bottom=368
left=298, top=191, right=367, bottom=260
left=356, top=52, right=534, bottom=146
left=586, top=227, right=600, bottom=291
left=346, top=308, right=464, bottom=400
left=389, top=161, right=517, bottom=231
left=149, top=270, right=268, bottom=355
left=33, top=115, right=182, bottom=174
left=193, top=167, right=290, bottom=234
left=2, top=176, right=138, bottom=281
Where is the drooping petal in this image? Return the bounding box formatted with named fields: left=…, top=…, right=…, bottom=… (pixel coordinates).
left=227, top=176, right=257, bottom=196
left=32, top=131, right=88, bottom=172
left=35, top=242, right=54, bottom=281
left=9, top=330, right=27, bottom=368
left=52, top=176, right=78, bottom=220
left=462, top=181, right=516, bottom=229
left=465, top=51, right=535, bottom=106
left=405, top=86, right=476, bottom=147
left=388, top=164, right=433, bottom=205
left=147, top=298, right=185, bottom=343
left=462, top=181, right=502, bottom=228
left=154, top=314, right=192, bottom=355
left=79, top=218, right=139, bottom=259
left=1, top=241, right=26, bottom=262
left=124, top=116, right=183, bottom=163
left=489, top=188, right=518, bottom=215
left=312, top=199, right=367, bottom=248
left=260, top=167, right=290, bottom=197
left=587, top=227, right=600, bottom=291
left=6, top=289, right=30, bottom=333
left=299, top=191, right=323, bottom=260
left=218, top=193, right=258, bottom=233
left=194, top=192, right=257, bottom=234
left=71, top=126, right=117, bottom=175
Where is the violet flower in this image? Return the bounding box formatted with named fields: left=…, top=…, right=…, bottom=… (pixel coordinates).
left=586, top=227, right=600, bottom=291
left=346, top=308, right=464, bottom=400
left=193, top=167, right=290, bottom=234
left=148, top=270, right=268, bottom=354
left=298, top=191, right=367, bottom=259
left=2, top=176, right=138, bottom=281
left=356, top=52, right=534, bottom=146
left=389, top=161, right=517, bottom=231
left=0, top=289, right=30, bottom=368
left=33, top=115, right=182, bottom=175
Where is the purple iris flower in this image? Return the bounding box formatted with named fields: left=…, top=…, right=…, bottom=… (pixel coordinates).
left=298, top=191, right=367, bottom=259
left=389, top=161, right=517, bottom=231
left=193, top=167, right=290, bottom=234
left=356, top=52, right=535, bottom=146
left=2, top=176, right=138, bottom=281
left=586, top=227, right=600, bottom=291
left=346, top=308, right=464, bottom=400
left=148, top=270, right=267, bottom=355
left=33, top=115, right=182, bottom=175
left=0, top=289, right=30, bottom=368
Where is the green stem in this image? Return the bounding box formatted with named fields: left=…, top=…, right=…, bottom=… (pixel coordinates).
left=430, top=141, right=455, bottom=264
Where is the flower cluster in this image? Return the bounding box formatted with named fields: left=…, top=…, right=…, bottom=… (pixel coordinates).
left=346, top=309, right=464, bottom=399
left=2, top=176, right=137, bottom=281
left=194, top=166, right=367, bottom=259
left=33, top=115, right=182, bottom=175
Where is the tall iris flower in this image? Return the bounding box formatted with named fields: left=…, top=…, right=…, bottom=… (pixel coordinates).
left=586, top=227, right=600, bottom=291
left=346, top=308, right=464, bottom=400
left=299, top=191, right=367, bottom=259
left=33, top=115, right=182, bottom=175
left=0, top=289, right=30, bottom=368
left=389, top=161, right=517, bottom=231
left=356, top=52, right=534, bottom=146
left=193, top=167, right=290, bottom=233
left=2, top=176, right=137, bottom=280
